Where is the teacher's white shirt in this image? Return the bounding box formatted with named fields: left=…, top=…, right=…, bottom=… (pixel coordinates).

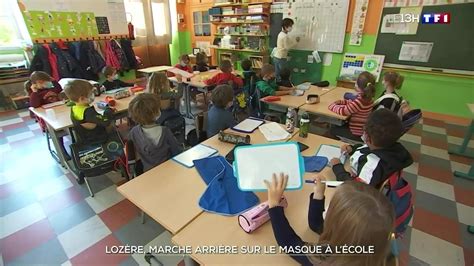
left=273, top=31, right=298, bottom=59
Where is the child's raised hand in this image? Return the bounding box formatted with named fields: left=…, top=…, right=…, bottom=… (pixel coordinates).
left=312, top=175, right=326, bottom=200
left=264, top=173, right=288, bottom=208
left=341, top=144, right=352, bottom=154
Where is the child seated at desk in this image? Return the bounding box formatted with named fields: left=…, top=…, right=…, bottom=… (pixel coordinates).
left=328, top=71, right=375, bottom=141
left=64, top=80, right=115, bottom=144
left=206, top=84, right=237, bottom=137
left=128, top=93, right=182, bottom=172
left=193, top=52, right=215, bottom=72
left=266, top=174, right=395, bottom=265
left=101, top=66, right=134, bottom=91
left=241, top=59, right=257, bottom=91
left=276, top=67, right=293, bottom=88
left=256, top=64, right=294, bottom=97
left=147, top=72, right=184, bottom=111
left=26, top=71, right=69, bottom=158
left=169, top=54, right=193, bottom=77
left=330, top=109, right=413, bottom=188
left=374, top=71, right=408, bottom=116
left=204, top=60, right=243, bottom=89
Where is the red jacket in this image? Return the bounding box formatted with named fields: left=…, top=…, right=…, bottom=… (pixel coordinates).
left=43, top=44, right=60, bottom=81
left=28, top=80, right=63, bottom=108
left=204, top=72, right=243, bottom=88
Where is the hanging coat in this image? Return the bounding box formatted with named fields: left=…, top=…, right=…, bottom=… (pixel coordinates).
left=119, top=39, right=138, bottom=69
left=78, top=41, right=105, bottom=81
left=29, top=45, right=52, bottom=76
left=110, top=39, right=130, bottom=70
left=103, top=40, right=121, bottom=70
left=49, top=43, right=84, bottom=79
left=43, top=44, right=60, bottom=81
left=93, top=41, right=105, bottom=61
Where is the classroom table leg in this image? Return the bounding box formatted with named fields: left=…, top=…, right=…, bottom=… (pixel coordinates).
left=141, top=210, right=146, bottom=224
left=47, top=124, right=67, bottom=168
left=453, top=163, right=474, bottom=181
left=183, top=84, right=194, bottom=119
left=448, top=120, right=474, bottom=159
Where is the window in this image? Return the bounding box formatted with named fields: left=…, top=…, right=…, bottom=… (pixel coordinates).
left=151, top=2, right=166, bottom=36
left=0, top=0, right=30, bottom=48
left=193, top=11, right=211, bottom=37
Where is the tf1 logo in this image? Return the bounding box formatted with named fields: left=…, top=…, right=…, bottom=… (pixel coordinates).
left=422, top=13, right=451, bottom=24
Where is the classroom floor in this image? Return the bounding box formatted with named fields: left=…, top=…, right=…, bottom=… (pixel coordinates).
left=0, top=109, right=473, bottom=266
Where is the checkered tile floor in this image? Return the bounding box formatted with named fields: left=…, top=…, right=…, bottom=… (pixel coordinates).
left=1, top=110, right=473, bottom=266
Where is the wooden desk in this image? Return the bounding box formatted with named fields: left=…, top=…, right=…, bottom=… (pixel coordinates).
left=138, top=66, right=173, bottom=74
left=262, top=85, right=335, bottom=109
left=299, top=87, right=354, bottom=120
left=171, top=133, right=345, bottom=265
left=117, top=123, right=293, bottom=235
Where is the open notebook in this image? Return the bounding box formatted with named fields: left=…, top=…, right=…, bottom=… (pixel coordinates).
left=315, top=144, right=347, bottom=166
left=234, top=142, right=304, bottom=191
left=231, top=118, right=264, bottom=133
left=172, top=144, right=218, bottom=168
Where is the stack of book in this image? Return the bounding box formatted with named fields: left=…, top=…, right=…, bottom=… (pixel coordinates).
left=222, top=7, right=234, bottom=15
left=248, top=4, right=264, bottom=13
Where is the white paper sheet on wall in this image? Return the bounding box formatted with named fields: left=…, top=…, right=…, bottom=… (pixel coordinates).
left=323, top=53, right=333, bottom=66
left=349, top=0, right=369, bottom=46
left=399, top=41, right=434, bottom=62
left=396, top=7, right=422, bottom=35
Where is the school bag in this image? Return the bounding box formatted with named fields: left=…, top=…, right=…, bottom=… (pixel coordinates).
left=374, top=93, right=403, bottom=118
left=161, top=114, right=186, bottom=147
left=381, top=171, right=414, bottom=238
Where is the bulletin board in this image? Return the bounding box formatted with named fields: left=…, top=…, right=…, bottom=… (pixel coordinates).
left=338, top=53, right=385, bottom=82
left=271, top=0, right=350, bottom=53
left=17, top=0, right=128, bottom=41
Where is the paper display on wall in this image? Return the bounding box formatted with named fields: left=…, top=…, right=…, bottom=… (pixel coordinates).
left=381, top=14, right=399, bottom=33
left=349, top=0, right=369, bottom=46
left=396, top=7, right=422, bottom=35
left=399, top=41, right=433, bottom=62
left=339, top=53, right=385, bottom=82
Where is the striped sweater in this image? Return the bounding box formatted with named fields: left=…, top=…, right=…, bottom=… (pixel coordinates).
left=328, top=95, right=374, bottom=136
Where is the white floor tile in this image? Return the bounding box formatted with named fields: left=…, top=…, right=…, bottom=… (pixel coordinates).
left=28, top=123, right=41, bottom=131
left=60, top=260, right=72, bottom=266
left=57, top=215, right=111, bottom=258
left=0, top=118, right=23, bottom=127
left=422, top=125, right=447, bottom=135
left=420, top=145, right=450, bottom=160
left=409, top=229, right=464, bottom=266
left=0, top=143, right=11, bottom=154
left=105, top=171, right=126, bottom=184
left=0, top=202, right=46, bottom=238
left=85, top=185, right=124, bottom=214
left=416, top=176, right=455, bottom=201
left=404, top=162, right=419, bottom=175
left=18, top=111, right=30, bottom=118
left=450, top=161, right=471, bottom=174
left=33, top=175, right=73, bottom=200
left=132, top=231, right=182, bottom=266
left=447, top=135, right=474, bottom=148
left=400, top=133, right=421, bottom=144
left=456, top=203, right=474, bottom=226
left=6, top=131, right=35, bottom=143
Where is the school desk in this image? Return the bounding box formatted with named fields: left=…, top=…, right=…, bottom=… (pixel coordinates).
left=138, top=65, right=174, bottom=74
left=117, top=123, right=297, bottom=235
left=29, top=94, right=136, bottom=167
left=261, top=85, right=336, bottom=110
left=448, top=103, right=474, bottom=180
left=299, top=87, right=354, bottom=121
left=171, top=133, right=347, bottom=265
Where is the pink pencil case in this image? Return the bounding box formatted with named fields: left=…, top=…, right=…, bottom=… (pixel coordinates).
left=238, top=196, right=288, bottom=233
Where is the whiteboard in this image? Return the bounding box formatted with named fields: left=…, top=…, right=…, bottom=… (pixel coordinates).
left=279, top=0, right=350, bottom=53
left=18, top=0, right=128, bottom=35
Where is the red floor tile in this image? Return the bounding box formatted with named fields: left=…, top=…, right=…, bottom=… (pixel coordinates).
left=406, top=149, right=420, bottom=163
left=2, top=122, right=27, bottom=132
left=446, top=127, right=467, bottom=138
left=418, top=164, right=453, bottom=184
left=412, top=207, right=461, bottom=246
left=449, top=154, right=474, bottom=165
left=454, top=186, right=474, bottom=207
left=421, top=136, right=448, bottom=150
left=40, top=186, right=84, bottom=216
left=399, top=251, right=409, bottom=266
left=70, top=234, right=128, bottom=266
left=407, top=125, right=422, bottom=136
left=422, top=117, right=446, bottom=128
left=0, top=178, right=30, bottom=199
left=464, top=248, right=474, bottom=266
left=98, top=199, right=139, bottom=231
left=0, top=219, right=55, bottom=263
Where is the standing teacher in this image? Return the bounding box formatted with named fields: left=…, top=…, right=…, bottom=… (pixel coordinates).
left=273, top=18, right=300, bottom=81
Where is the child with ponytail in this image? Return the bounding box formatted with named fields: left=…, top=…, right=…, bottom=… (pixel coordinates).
left=374, top=71, right=408, bottom=115
left=329, top=71, right=375, bottom=141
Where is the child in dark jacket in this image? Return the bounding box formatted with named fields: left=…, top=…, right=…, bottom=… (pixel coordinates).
left=206, top=84, right=237, bottom=137
left=25, top=71, right=63, bottom=108
left=276, top=67, right=293, bottom=88
left=256, top=64, right=294, bottom=97
left=193, top=52, right=215, bottom=72
left=329, top=108, right=413, bottom=188
left=128, top=93, right=182, bottom=172
left=265, top=174, right=395, bottom=265
left=101, top=66, right=134, bottom=91
left=64, top=80, right=115, bottom=144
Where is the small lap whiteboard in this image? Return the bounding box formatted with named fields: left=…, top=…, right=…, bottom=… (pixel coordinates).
left=234, top=142, right=304, bottom=191
left=172, top=144, right=217, bottom=168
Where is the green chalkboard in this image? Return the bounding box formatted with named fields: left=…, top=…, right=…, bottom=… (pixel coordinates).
left=374, top=3, right=474, bottom=74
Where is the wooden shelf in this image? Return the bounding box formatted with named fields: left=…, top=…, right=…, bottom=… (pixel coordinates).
left=211, top=13, right=268, bottom=17
left=213, top=2, right=271, bottom=7
left=213, top=47, right=266, bottom=53
left=214, top=33, right=267, bottom=37
left=212, top=21, right=267, bottom=25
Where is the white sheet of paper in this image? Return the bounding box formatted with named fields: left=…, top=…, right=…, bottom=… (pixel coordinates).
left=323, top=53, right=333, bottom=66
left=167, top=67, right=194, bottom=78
left=258, top=122, right=291, bottom=142
left=316, top=144, right=346, bottom=164
left=399, top=41, right=433, bottom=62
left=381, top=15, right=398, bottom=33
left=232, top=118, right=264, bottom=133
left=234, top=143, right=303, bottom=191
left=312, top=50, right=322, bottom=63
left=42, top=101, right=65, bottom=109
left=173, top=144, right=217, bottom=168
left=296, top=82, right=311, bottom=91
